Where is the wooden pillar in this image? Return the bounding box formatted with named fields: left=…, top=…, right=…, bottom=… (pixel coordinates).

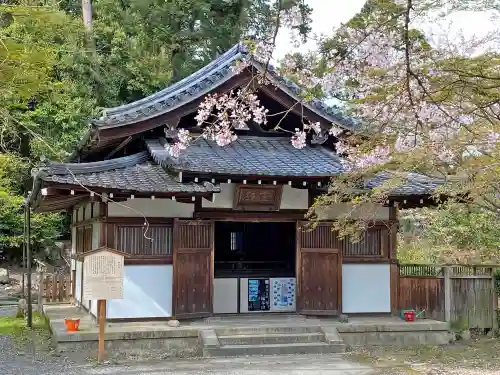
left=97, top=201, right=108, bottom=320
left=443, top=266, right=452, bottom=322
left=37, top=271, right=44, bottom=313
left=98, top=299, right=106, bottom=362
left=490, top=268, right=498, bottom=330
left=390, top=262, right=400, bottom=314
left=389, top=206, right=400, bottom=314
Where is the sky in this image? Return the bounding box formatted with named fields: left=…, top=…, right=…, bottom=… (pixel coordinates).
left=273, top=0, right=499, bottom=60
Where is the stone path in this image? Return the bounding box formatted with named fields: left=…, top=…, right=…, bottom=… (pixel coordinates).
left=86, top=355, right=378, bottom=375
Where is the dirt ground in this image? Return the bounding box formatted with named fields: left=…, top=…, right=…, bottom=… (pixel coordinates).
left=347, top=338, right=500, bottom=374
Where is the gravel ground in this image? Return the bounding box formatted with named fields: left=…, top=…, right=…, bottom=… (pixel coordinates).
left=0, top=344, right=378, bottom=375
left=347, top=342, right=500, bottom=375
left=0, top=307, right=378, bottom=375
left=0, top=305, right=17, bottom=316
left=0, top=335, right=89, bottom=375
left=3, top=303, right=499, bottom=375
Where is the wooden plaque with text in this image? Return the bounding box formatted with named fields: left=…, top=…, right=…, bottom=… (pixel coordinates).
left=233, top=184, right=283, bottom=211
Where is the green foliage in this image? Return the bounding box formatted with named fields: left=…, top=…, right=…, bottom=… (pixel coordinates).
left=0, top=0, right=276, bottom=263
left=0, top=190, right=63, bottom=257
left=398, top=204, right=500, bottom=264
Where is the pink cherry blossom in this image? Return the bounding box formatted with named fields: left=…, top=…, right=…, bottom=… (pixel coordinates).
left=291, top=129, right=307, bottom=149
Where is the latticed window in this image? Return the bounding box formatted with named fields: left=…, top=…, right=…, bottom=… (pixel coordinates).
left=116, top=225, right=173, bottom=256
left=230, top=232, right=242, bottom=251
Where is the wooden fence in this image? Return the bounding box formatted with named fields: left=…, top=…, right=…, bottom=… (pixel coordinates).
left=37, top=272, right=72, bottom=303
left=399, top=264, right=498, bottom=329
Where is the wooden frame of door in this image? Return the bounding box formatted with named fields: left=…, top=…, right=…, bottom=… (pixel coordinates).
left=173, top=219, right=214, bottom=319
left=296, top=221, right=343, bottom=315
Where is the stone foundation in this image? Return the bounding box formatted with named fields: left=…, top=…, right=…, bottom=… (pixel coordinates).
left=44, top=305, right=453, bottom=360
left=335, top=320, right=453, bottom=347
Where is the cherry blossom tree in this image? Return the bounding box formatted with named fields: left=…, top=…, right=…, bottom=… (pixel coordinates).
left=166, top=0, right=500, bottom=234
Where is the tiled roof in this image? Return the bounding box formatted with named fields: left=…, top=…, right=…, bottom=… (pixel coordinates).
left=366, top=172, right=446, bottom=196
left=146, top=136, right=345, bottom=177
left=36, top=151, right=219, bottom=194
left=94, top=43, right=358, bottom=131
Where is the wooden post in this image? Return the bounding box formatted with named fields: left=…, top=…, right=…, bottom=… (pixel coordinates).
left=37, top=271, right=44, bottom=313
left=490, top=268, right=498, bottom=331
left=98, top=299, right=106, bottom=362
left=443, top=266, right=452, bottom=322
left=390, top=262, right=400, bottom=314
left=26, top=204, right=32, bottom=328
left=52, top=274, right=58, bottom=302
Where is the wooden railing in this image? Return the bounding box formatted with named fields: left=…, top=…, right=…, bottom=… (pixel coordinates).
left=399, top=264, right=499, bottom=329
left=37, top=272, right=72, bottom=306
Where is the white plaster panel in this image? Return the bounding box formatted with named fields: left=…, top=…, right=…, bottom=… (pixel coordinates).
left=107, top=198, right=193, bottom=218
left=280, top=186, right=308, bottom=210
left=315, top=203, right=390, bottom=220
left=92, top=223, right=100, bottom=250
left=106, top=265, right=173, bottom=319
left=342, top=264, right=391, bottom=313
left=213, top=278, right=238, bottom=314
left=202, top=183, right=234, bottom=209
left=77, top=207, right=84, bottom=222
left=93, top=202, right=100, bottom=218
left=71, top=227, right=76, bottom=254
left=83, top=297, right=90, bottom=310
left=75, top=261, right=82, bottom=303
left=84, top=203, right=92, bottom=220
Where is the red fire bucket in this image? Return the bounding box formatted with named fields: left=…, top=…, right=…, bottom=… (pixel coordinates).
left=65, top=319, right=80, bottom=332
left=403, top=311, right=415, bottom=322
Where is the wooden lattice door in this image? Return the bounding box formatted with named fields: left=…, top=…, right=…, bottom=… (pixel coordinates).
left=173, top=219, right=213, bottom=319
left=296, top=222, right=342, bottom=315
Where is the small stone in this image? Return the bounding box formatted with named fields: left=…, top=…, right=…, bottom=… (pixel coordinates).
left=339, top=314, right=349, bottom=323
left=0, top=268, right=9, bottom=284
left=167, top=319, right=180, bottom=327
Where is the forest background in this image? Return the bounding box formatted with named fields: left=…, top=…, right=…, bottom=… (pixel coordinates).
left=0, top=0, right=498, bottom=264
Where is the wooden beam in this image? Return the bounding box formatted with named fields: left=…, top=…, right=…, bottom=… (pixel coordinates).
left=194, top=209, right=306, bottom=221
left=104, top=136, right=132, bottom=160
left=259, top=85, right=332, bottom=128
left=35, top=195, right=88, bottom=212
left=125, top=256, right=173, bottom=265
left=103, top=217, right=173, bottom=225
left=42, top=183, right=214, bottom=200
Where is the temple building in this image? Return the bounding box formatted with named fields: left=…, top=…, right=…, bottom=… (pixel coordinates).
left=27, top=43, right=441, bottom=320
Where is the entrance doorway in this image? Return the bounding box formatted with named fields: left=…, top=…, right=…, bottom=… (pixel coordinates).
left=213, top=221, right=297, bottom=314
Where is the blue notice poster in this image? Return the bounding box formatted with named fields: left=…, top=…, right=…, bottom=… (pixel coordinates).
left=271, top=278, right=296, bottom=311
left=248, top=279, right=270, bottom=311
left=248, top=279, right=259, bottom=302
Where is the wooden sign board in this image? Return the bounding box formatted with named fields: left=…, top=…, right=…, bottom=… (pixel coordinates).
left=83, top=249, right=125, bottom=301
left=233, top=185, right=283, bottom=211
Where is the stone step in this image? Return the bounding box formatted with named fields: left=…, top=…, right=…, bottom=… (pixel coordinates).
left=204, top=342, right=346, bottom=357
left=218, top=332, right=325, bottom=346
left=215, top=325, right=321, bottom=336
